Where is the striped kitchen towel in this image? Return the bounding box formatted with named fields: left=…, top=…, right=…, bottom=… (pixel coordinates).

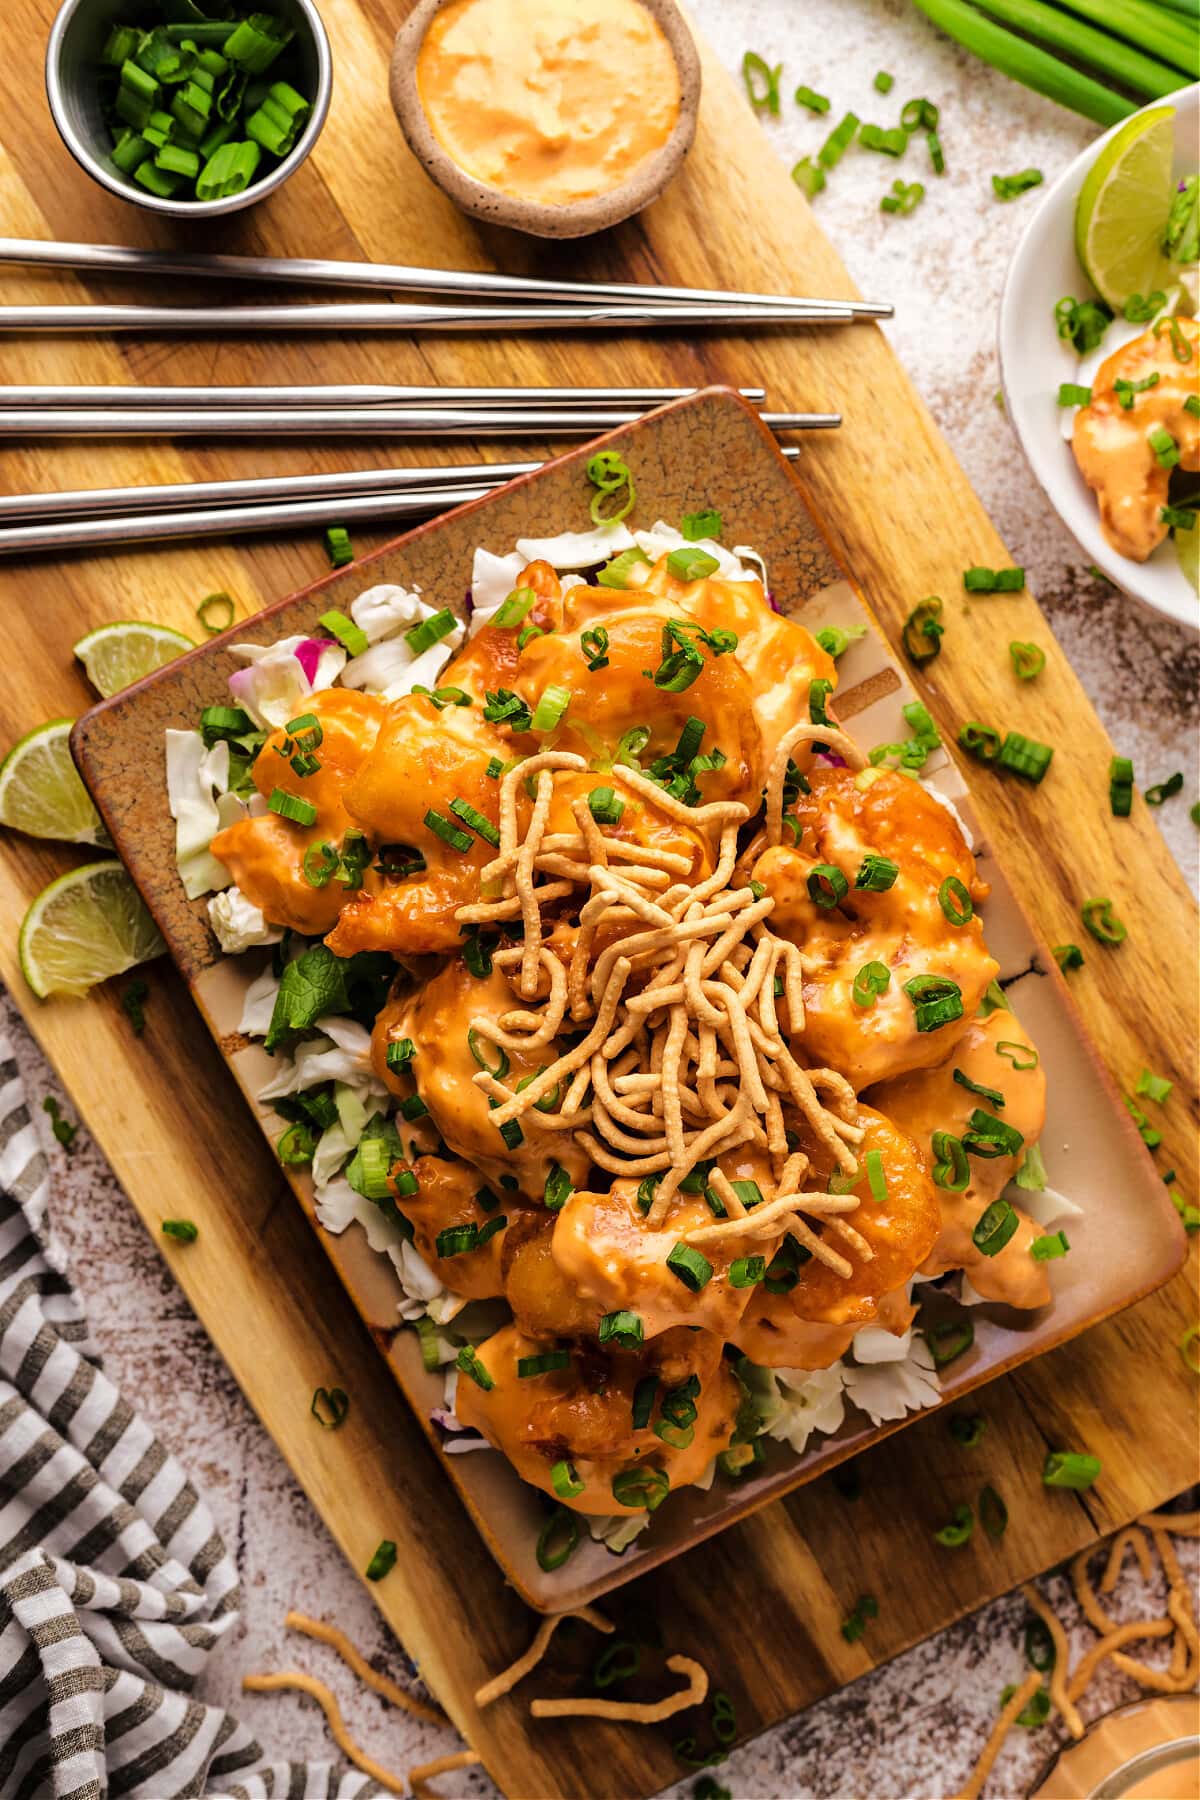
left=0, top=1028, right=382, bottom=1800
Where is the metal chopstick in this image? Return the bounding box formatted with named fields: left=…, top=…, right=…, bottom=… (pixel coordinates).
left=0, top=406, right=835, bottom=438
left=0, top=237, right=893, bottom=319
left=0, top=383, right=766, bottom=410
left=0, top=448, right=804, bottom=546
left=0, top=300, right=862, bottom=334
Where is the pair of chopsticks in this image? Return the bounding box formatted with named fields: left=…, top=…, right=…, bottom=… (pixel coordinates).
left=0, top=237, right=891, bottom=333
left=0, top=448, right=803, bottom=556
left=0, top=384, right=837, bottom=439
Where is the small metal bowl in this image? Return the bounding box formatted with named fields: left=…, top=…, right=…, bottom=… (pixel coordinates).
left=46, top=0, right=332, bottom=218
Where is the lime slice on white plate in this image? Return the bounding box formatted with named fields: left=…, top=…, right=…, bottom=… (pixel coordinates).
left=73, top=621, right=193, bottom=699
left=1075, top=106, right=1177, bottom=311
left=19, top=860, right=165, bottom=999
left=0, top=719, right=110, bottom=847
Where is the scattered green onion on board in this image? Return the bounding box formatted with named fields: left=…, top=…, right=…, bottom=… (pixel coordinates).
left=902, top=596, right=945, bottom=664
left=1081, top=896, right=1127, bottom=944
left=325, top=526, right=353, bottom=568
left=1009, top=640, right=1046, bottom=680
left=964, top=565, right=1025, bottom=592
left=161, top=1217, right=198, bottom=1242
left=364, top=1539, right=397, bottom=1581
left=1109, top=754, right=1135, bottom=816
left=196, top=591, right=234, bottom=633
left=1053, top=943, right=1084, bottom=971
left=1145, top=771, right=1184, bottom=805
left=1042, top=1451, right=1101, bottom=1491
left=934, top=1502, right=974, bottom=1547
left=310, top=1386, right=349, bottom=1430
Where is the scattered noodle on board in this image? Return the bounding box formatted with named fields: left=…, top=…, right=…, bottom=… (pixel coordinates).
left=475, top=1605, right=613, bottom=1707
left=408, top=1750, right=483, bottom=1797
left=242, top=1671, right=405, bottom=1795
left=530, top=1652, right=708, bottom=1721
left=284, top=1609, right=447, bottom=1726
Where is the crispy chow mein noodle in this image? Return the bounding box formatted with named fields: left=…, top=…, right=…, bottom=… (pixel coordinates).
left=284, top=1610, right=447, bottom=1726
left=408, top=1750, right=483, bottom=1797
left=957, top=1514, right=1198, bottom=1798
left=529, top=1653, right=709, bottom=1721
left=474, top=1605, right=613, bottom=1707
left=242, top=1671, right=406, bottom=1795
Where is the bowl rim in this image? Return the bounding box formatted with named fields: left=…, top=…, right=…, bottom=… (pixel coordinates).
left=997, top=82, right=1200, bottom=632
left=44, top=0, right=333, bottom=218
left=389, top=0, right=701, bottom=240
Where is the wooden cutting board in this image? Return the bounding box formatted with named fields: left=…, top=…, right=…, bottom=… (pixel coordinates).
left=0, top=2, right=1195, bottom=1795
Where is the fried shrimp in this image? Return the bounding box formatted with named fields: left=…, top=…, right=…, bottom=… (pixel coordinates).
left=753, top=766, right=997, bottom=1088
left=1072, top=316, right=1200, bottom=562
left=453, top=1323, right=739, bottom=1514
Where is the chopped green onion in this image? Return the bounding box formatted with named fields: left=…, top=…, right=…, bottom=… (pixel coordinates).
left=598, top=1310, right=644, bottom=1349
left=998, top=731, right=1053, bottom=782
left=530, top=683, right=571, bottom=734
left=938, top=876, right=974, bottom=925
left=580, top=626, right=610, bottom=670
left=729, top=1255, right=767, bottom=1288
left=1042, top=1451, right=1100, bottom=1491
left=596, top=547, right=650, bottom=589
left=398, top=1094, right=428, bottom=1122
left=979, top=1484, right=1008, bottom=1539
left=954, top=1068, right=1005, bottom=1107
left=958, top=721, right=1003, bottom=762
left=424, top=808, right=473, bottom=853
left=224, top=13, right=294, bottom=74
left=448, top=797, right=499, bottom=847
left=587, top=452, right=635, bottom=524
left=816, top=623, right=867, bottom=659
left=904, top=974, right=964, bottom=1032
left=1186, top=395, right=1200, bottom=419
left=742, top=51, right=782, bottom=114
left=1144, top=772, right=1184, bottom=805
left=456, top=1345, right=493, bottom=1390
left=318, top=608, right=369, bottom=658
left=963, top=565, right=1025, bottom=593
left=161, top=1217, right=198, bottom=1243
left=492, top=587, right=536, bottom=629
left=550, top=1458, right=584, bottom=1499
left=840, top=1593, right=879, bottom=1642
left=543, top=1163, right=573, bottom=1212
left=874, top=70, right=894, bottom=91
left=949, top=1414, right=986, bottom=1448
left=1057, top=382, right=1093, bottom=407
left=1081, top=896, right=1126, bottom=945
left=927, top=130, right=946, bottom=174
left=996, top=1040, right=1038, bottom=1071
left=818, top=112, right=860, bottom=169
left=972, top=1199, right=1019, bottom=1256
left=1109, top=754, right=1134, bottom=816
left=934, top=1502, right=974, bottom=1547
left=1015, top=1144, right=1048, bottom=1192
left=196, top=591, right=234, bottom=634
left=364, top=1540, right=397, bottom=1581
left=483, top=688, right=533, bottom=731
left=809, top=676, right=834, bottom=727
left=1056, top=296, right=1113, bottom=354
left=1161, top=506, right=1197, bottom=531
left=268, top=788, right=317, bottom=826
left=900, top=96, right=939, bottom=131
left=1025, top=1617, right=1055, bottom=1673
left=855, top=853, right=899, bottom=892
left=1053, top=943, right=1084, bottom=972
left=1031, top=1230, right=1070, bottom=1261
left=666, top=1243, right=713, bottom=1291
left=927, top=1317, right=974, bottom=1366
left=593, top=1640, right=641, bottom=1687
left=385, top=1038, right=416, bottom=1073
left=1008, top=641, right=1046, bottom=681
left=902, top=596, right=944, bottom=665
left=120, top=978, right=149, bottom=1036
left=324, top=526, right=353, bottom=569
left=808, top=864, right=849, bottom=909
left=1123, top=290, right=1166, bottom=322
left=795, top=84, right=831, bottom=112
left=1179, top=1325, right=1200, bottom=1376
left=864, top=1149, right=888, bottom=1202
left=1135, top=1068, right=1173, bottom=1105
left=852, top=961, right=891, bottom=1008
left=1148, top=425, right=1180, bottom=470
left=587, top=785, right=625, bottom=826
left=992, top=168, right=1043, bottom=201
left=931, top=1131, right=970, bottom=1192
left=310, top=1386, right=349, bottom=1430
left=881, top=178, right=925, bottom=214
left=1114, top=372, right=1161, bottom=410
left=682, top=508, right=722, bottom=540
left=611, top=1465, right=670, bottom=1512
left=667, top=547, right=720, bottom=582
left=791, top=157, right=826, bottom=197
left=964, top=1108, right=1025, bottom=1158
left=860, top=123, right=908, bottom=155
left=1154, top=316, right=1194, bottom=364
left=436, top=1223, right=479, bottom=1258
left=536, top=1507, right=579, bottom=1570
left=405, top=609, right=457, bottom=656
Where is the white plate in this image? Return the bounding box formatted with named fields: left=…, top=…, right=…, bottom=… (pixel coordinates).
left=998, top=83, right=1199, bottom=632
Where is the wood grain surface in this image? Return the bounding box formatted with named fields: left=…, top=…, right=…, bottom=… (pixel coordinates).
left=0, top=1, right=1195, bottom=1795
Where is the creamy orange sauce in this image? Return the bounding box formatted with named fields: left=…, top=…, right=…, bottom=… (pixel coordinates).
left=415, top=0, right=681, bottom=207
left=1032, top=1697, right=1200, bottom=1799
left=1072, top=317, right=1200, bottom=562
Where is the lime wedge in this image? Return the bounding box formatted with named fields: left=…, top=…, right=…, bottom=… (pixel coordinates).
left=0, top=719, right=110, bottom=847
left=19, top=860, right=164, bottom=999
left=73, top=621, right=193, bottom=699
left=1175, top=518, right=1199, bottom=597
left=1075, top=106, right=1177, bottom=311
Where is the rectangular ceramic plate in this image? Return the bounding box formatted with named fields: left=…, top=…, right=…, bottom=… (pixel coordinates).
left=73, top=388, right=1184, bottom=1613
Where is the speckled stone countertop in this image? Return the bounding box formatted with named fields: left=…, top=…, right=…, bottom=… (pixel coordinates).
left=3, top=1, right=1197, bottom=1794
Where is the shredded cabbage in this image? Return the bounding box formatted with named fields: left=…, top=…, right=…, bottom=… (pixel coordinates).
left=632, top=521, right=761, bottom=583
left=842, top=1333, right=940, bottom=1425
left=166, top=729, right=236, bottom=900
left=515, top=523, right=636, bottom=568
left=208, top=885, right=281, bottom=953
left=227, top=635, right=346, bottom=728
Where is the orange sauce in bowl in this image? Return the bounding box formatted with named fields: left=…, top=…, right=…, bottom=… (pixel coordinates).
left=415, top=0, right=682, bottom=206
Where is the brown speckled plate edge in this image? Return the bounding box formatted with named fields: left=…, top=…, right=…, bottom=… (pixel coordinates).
left=72, top=388, right=1185, bottom=1611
